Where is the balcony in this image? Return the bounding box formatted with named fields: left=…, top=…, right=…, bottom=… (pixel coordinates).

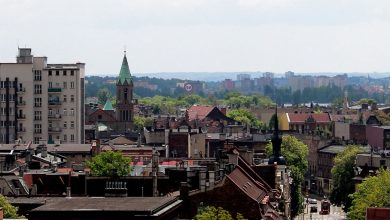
left=48, top=100, right=62, bottom=106
left=17, top=127, right=26, bottom=132
left=48, top=127, right=62, bottom=133
left=17, top=114, right=26, bottom=119
left=48, top=114, right=62, bottom=120
left=48, top=88, right=62, bottom=93
left=17, top=101, right=26, bottom=106
left=17, top=88, right=26, bottom=93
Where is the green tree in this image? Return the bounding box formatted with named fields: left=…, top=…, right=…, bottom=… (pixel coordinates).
left=356, top=98, right=376, bottom=105
left=195, top=206, right=232, bottom=220
left=330, top=145, right=364, bottom=212
left=97, top=87, right=112, bottom=105
left=86, top=151, right=132, bottom=177
left=0, top=195, right=20, bottom=218
left=266, top=135, right=309, bottom=217
left=227, top=109, right=265, bottom=129
left=348, top=169, right=390, bottom=220
left=133, top=116, right=154, bottom=131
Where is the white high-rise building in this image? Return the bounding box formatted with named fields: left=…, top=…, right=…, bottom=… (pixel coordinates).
left=0, top=48, right=85, bottom=144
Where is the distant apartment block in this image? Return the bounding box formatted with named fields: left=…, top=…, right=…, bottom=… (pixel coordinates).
left=0, top=48, right=85, bottom=144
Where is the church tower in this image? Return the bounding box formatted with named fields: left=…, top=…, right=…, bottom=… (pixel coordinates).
left=116, top=51, right=134, bottom=131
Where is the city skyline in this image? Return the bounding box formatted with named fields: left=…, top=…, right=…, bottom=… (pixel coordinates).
left=1, top=0, right=390, bottom=75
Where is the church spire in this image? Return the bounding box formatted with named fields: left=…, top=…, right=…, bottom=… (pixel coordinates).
left=269, top=105, right=286, bottom=165
left=117, top=51, right=132, bottom=85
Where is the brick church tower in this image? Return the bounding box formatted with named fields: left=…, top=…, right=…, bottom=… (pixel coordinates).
left=115, top=51, right=134, bottom=131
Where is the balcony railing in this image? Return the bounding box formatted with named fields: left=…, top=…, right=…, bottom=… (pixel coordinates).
left=17, top=114, right=26, bottom=119
left=48, top=114, right=62, bottom=119
left=48, top=100, right=62, bottom=105
left=17, top=127, right=26, bottom=132
left=17, top=101, right=26, bottom=106
left=48, top=127, right=62, bottom=132
left=17, top=88, right=26, bottom=93
left=48, top=88, right=62, bottom=93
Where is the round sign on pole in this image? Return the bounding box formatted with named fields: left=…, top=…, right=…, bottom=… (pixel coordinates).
left=184, top=84, right=193, bottom=92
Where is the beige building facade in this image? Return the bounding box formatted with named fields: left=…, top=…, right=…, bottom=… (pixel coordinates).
left=0, top=48, right=84, bottom=144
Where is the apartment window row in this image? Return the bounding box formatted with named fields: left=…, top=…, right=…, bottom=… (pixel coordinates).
left=63, top=121, right=75, bottom=129
left=0, top=134, right=14, bottom=142
left=0, top=94, right=16, bottom=101
left=63, top=134, right=75, bottom=142
left=48, top=81, right=75, bottom=89
left=0, top=107, right=14, bottom=115
left=48, top=70, right=75, bottom=76
left=63, top=95, right=75, bottom=102
left=62, top=108, right=75, bottom=116
left=0, top=81, right=17, bottom=89
left=0, top=121, right=16, bottom=127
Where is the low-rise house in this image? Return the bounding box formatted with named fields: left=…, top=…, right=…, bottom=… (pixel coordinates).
left=280, top=112, right=332, bottom=135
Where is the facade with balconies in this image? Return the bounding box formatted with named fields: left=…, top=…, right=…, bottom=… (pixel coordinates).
left=0, top=48, right=85, bottom=144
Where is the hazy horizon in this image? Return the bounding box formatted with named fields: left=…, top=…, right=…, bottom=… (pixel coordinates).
left=2, top=0, right=390, bottom=74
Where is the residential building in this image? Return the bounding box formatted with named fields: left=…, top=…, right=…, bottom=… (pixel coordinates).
left=0, top=48, right=85, bottom=144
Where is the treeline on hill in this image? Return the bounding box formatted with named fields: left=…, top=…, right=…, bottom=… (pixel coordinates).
left=86, top=76, right=388, bottom=105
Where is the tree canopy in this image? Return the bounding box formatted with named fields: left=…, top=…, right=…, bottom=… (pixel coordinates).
left=0, top=195, right=20, bottom=218
left=227, top=109, right=265, bottom=129
left=348, top=169, right=390, bottom=220
left=194, top=206, right=247, bottom=220
left=133, top=116, right=154, bottom=131
left=86, top=151, right=132, bottom=177
left=97, top=87, right=112, bottom=105
left=330, top=145, right=364, bottom=211
left=266, top=135, right=308, bottom=217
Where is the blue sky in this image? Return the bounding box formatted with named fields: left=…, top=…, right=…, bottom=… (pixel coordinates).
left=1, top=0, right=390, bottom=75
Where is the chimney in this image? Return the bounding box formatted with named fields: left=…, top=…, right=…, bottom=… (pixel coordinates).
left=220, top=107, right=227, bottom=115
left=41, top=145, right=47, bottom=158
left=0, top=207, right=3, bottom=220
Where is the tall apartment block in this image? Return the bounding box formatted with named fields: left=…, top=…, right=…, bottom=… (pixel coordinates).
left=0, top=48, right=85, bottom=144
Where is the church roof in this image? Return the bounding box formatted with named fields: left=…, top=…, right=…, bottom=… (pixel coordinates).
left=103, top=100, right=114, bottom=111
left=117, top=54, right=132, bottom=85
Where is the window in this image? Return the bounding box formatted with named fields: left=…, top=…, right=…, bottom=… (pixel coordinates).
left=64, top=134, right=67, bottom=141
left=63, top=95, right=67, bottom=102
left=34, top=137, right=40, bottom=144
left=48, top=70, right=52, bottom=76
left=63, top=82, right=67, bottom=89
left=34, top=124, right=42, bottom=134
left=70, top=134, right=75, bottom=141
left=34, top=111, right=42, bottom=121
left=71, top=70, right=74, bottom=76
left=63, top=70, right=67, bottom=76
left=34, top=98, right=42, bottom=107
left=70, top=81, right=75, bottom=89
left=63, top=108, right=67, bottom=116
left=64, top=121, right=67, bottom=128
left=70, top=108, right=74, bottom=116
left=34, top=84, right=42, bottom=94
left=70, top=121, right=74, bottom=128
left=48, top=82, right=52, bottom=88
left=34, top=70, right=42, bottom=81
left=70, top=95, right=74, bottom=102
left=56, top=71, right=59, bottom=76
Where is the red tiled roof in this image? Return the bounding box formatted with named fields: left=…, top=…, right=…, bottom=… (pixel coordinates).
left=187, top=105, right=214, bottom=121
left=287, top=113, right=331, bottom=123
left=227, top=166, right=267, bottom=204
